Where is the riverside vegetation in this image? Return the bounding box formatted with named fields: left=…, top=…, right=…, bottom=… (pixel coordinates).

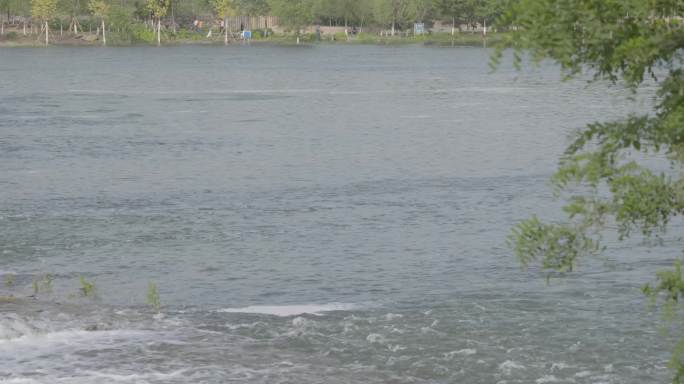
left=0, top=273, right=161, bottom=312
left=0, top=0, right=509, bottom=46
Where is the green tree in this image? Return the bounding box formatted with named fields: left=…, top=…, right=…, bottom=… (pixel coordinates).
left=211, top=0, right=237, bottom=45
left=356, top=0, right=373, bottom=31
left=498, top=0, right=684, bottom=381
left=336, top=0, right=359, bottom=28
left=174, top=0, right=213, bottom=22
left=0, top=0, right=11, bottom=29
left=108, top=4, right=134, bottom=42
left=237, top=0, right=269, bottom=28
left=412, top=0, right=433, bottom=23
left=1, top=0, right=30, bottom=21
left=312, top=0, right=337, bottom=26
left=433, top=0, right=461, bottom=35
left=0, top=0, right=7, bottom=19
left=58, top=0, right=87, bottom=34
left=372, top=0, right=416, bottom=36
left=0, top=0, right=7, bottom=34
left=476, top=0, right=505, bottom=35
left=146, top=0, right=169, bottom=45
left=237, top=0, right=269, bottom=16
left=311, top=0, right=363, bottom=28
left=458, top=0, right=478, bottom=30
left=88, top=0, right=108, bottom=45
left=268, top=0, right=313, bottom=43
left=31, top=0, right=58, bottom=45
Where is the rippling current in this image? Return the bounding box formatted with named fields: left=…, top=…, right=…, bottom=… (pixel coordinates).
left=0, top=45, right=674, bottom=383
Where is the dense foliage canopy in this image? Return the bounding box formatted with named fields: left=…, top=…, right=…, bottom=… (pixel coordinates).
left=498, top=0, right=684, bottom=381
left=267, top=0, right=313, bottom=33
left=30, top=0, right=57, bottom=21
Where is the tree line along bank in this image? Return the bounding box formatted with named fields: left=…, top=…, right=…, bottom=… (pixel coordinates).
left=0, top=0, right=510, bottom=45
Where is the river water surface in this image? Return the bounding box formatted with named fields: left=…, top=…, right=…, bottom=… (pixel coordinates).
left=0, top=45, right=673, bottom=383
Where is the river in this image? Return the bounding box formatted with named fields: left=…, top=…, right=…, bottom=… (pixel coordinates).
left=0, top=44, right=671, bottom=383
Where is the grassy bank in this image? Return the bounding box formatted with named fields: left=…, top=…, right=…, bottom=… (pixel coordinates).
left=342, top=32, right=505, bottom=46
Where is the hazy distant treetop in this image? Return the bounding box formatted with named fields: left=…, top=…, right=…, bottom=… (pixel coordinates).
left=4, top=0, right=507, bottom=32
left=31, top=0, right=58, bottom=20
left=372, top=0, right=417, bottom=29
left=211, top=0, right=238, bottom=18
left=146, top=0, right=170, bottom=19
left=267, top=0, right=314, bottom=32
left=0, top=0, right=30, bottom=17
left=87, top=0, right=108, bottom=19
left=236, top=0, right=270, bottom=16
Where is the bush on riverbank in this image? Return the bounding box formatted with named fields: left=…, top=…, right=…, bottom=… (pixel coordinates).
left=1, top=31, right=18, bottom=40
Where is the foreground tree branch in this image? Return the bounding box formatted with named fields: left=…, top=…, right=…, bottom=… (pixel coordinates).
left=496, top=0, right=684, bottom=381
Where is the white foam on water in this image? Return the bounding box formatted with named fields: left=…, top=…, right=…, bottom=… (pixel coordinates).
left=0, top=314, right=153, bottom=357
left=366, top=333, right=386, bottom=344
left=382, top=313, right=403, bottom=320
left=0, top=316, right=38, bottom=341
left=399, top=115, right=431, bottom=119
left=574, top=370, right=592, bottom=378
left=67, top=88, right=329, bottom=96
left=535, top=375, right=560, bottom=383
left=0, top=328, right=151, bottom=350
left=420, top=326, right=445, bottom=335
left=81, top=369, right=189, bottom=381
left=444, top=349, right=477, bottom=359
left=550, top=362, right=570, bottom=371
left=217, top=303, right=356, bottom=317
left=499, top=360, right=525, bottom=375
left=225, top=321, right=268, bottom=330
left=4, top=370, right=189, bottom=384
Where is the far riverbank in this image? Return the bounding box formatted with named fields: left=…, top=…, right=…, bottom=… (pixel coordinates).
left=0, top=29, right=506, bottom=48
